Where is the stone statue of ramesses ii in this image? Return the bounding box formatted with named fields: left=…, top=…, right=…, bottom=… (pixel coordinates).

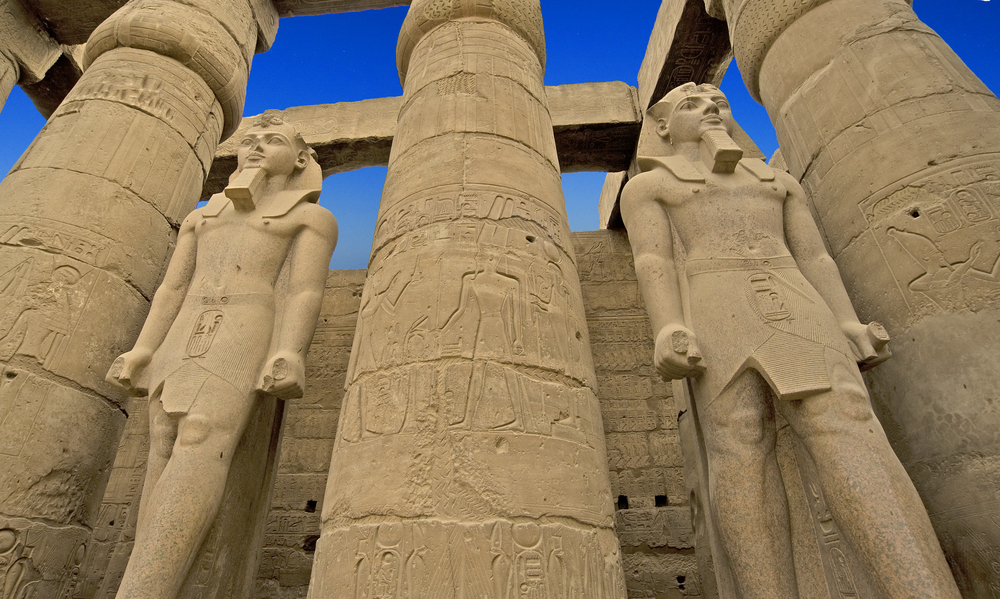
left=620, top=82, right=961, bottom=599
left=105, top=115, right=337, bottom=599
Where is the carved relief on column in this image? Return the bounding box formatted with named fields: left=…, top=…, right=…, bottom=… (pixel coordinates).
left=714, top=0, right=1000, bottom=594
left=310, top=2, right=626, bottom=597
left=0, top=1, right=261, bottom=595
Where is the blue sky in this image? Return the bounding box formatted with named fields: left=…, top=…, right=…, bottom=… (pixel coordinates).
left=0, top=1, right=995, bottom=269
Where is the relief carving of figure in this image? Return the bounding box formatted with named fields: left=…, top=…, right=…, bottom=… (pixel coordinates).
left=620, top=83, right=961, bottom=599
left=105, top=115, right=337, bottom=599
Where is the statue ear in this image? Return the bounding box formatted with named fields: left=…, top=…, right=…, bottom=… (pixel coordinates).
left=295, top=149, right=309, bottom=171
left=656, top=118, right=670, bottom=140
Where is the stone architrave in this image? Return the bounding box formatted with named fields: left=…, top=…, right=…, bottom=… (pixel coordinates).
left=0, top=0, right=271, bottom=595
left=0, top=0, right=63, bottom=111
left=307, top=2, right=627, bottom=598
left=105, top=115, right=337, bottom=599
left=620, top=82, right=961, bottom=598
left=205, top=81, right=643, bottom=196
left=709, top=0, right=1000, bottom=594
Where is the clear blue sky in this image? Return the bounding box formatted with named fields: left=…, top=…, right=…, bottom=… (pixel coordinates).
left=0, top=0, right=995, bottom=269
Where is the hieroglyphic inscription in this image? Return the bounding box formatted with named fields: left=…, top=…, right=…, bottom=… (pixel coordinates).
left=575, top=230, right=698, bottom=592
left=0, top=248, right=106, bottom=375
left=372, top=187, right=572, bottom=260
left=314, top=521, right=626, bottom=599
left=614, top=507, right=694, bottom=550
left=861, top=155, right=1000, bottom=314
left=0, top=517, right=90, bottom=599
left=352, top=220, right=590, bottom=386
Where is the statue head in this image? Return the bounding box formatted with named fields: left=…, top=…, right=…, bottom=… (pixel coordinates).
left=637, top=83, right=735, bottom=157
left=234, top=113, right=323, bottom=193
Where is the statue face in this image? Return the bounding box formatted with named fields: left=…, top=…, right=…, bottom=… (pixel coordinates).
left=237, top=127, right=305, bottom=176
left=662, top=91, right=734, bottom=144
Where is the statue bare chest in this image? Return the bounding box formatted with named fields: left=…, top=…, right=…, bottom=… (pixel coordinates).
left=190, top=214, right=299, bottom=290
left=665, top=172, right=789, bottom=258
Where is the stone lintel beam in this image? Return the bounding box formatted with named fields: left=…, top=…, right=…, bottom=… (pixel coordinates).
left=19, top=46, right=84, bottom=117
left=204, top=80, right=642, bottom=198
left=23, top=0, right=279, bottom=46
left=637, top=0, right=732, bottom=110
left=23, top=0, right=404, bottom=46
left=274, top=0, right=409, bottom=17
left=600, top=0, right=735, bottom=229
left=0, top=0, right=63, bottom=110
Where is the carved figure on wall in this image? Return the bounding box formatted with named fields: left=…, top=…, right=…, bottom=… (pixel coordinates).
left=620, top=83, right=961, bottom=599
left=105, top=115, right=337, bottom=599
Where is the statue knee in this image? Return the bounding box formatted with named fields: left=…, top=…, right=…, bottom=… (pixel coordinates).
left=702, top=408, right=771, bottom=456
left=177, top=415, right=213, bottom=448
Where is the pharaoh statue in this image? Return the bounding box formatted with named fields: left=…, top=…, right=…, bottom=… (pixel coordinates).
left=105, top=115, right=338, bottom=599
left=620, top=83, right=961, bottom=599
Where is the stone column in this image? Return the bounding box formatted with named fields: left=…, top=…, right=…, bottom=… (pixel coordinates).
left=712, top=0, right=1000, bottom=594
left=0, top=1, right=271, bottom=595
left=308, top=2, right=627, bottom=597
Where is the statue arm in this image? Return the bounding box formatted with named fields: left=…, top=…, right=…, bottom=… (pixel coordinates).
left=260, top=206, right=338, bottom=399
left=782, top=172, right=889, bottom=365
left=621, top=174, right=685, bottom=335
left=106, top=211, right=199, bottom=393
left=621, top=174, right=703, bottom=379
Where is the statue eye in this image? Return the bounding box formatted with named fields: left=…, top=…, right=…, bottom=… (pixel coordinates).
left=679, top=100, right=696, bottom=110
left=717, top=100, right=730, bottom=109
left=240, top=138, right=253, bottom=146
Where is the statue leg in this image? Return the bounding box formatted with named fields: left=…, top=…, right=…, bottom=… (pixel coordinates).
left=776, top=358, right=961, bottom=599
left=699, top=369, right=799, bottom=599
left=135, top=392, right=178, bottom=533
left=116, top=376, right=256, bottom=599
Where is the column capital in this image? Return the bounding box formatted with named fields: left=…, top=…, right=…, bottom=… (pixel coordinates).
left=396, top=0, right=546, bottom=83
left=82, top=0, right=258, bottom=140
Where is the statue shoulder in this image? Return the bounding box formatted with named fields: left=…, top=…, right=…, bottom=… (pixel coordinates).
left=288, top=201, right=338, bottom=237
left=636, top=155, right=706, bottom=183
left=737, top=157, right=776, bottom=182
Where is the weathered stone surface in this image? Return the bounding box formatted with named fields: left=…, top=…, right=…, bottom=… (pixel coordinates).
left=0, top=0, right=64, bottom=114
left=576, top=230, right=705, bottom=596
left=620, top=82, right=959, bottom=598
left=0, top=2, right=261, bottom=595
left=274, top=0, right=407, bottom=16
left=102, top=117, right=336, bottom=599
left=714, top=0, right=1000, bottom=593
left=23, top=0, right=282, bottom=49
left=0, top=366, right=124, bottom=598
left=550, top=81, right=642, bottom=173
left=20, top=51, right=84, bottom=118
left=0, top=0, right=61, bottom=81
left=310, top=3, right=626, bottom=596
left=636, top=0, right=731, bottom=111
left=207, top=81, right=644, bottom=196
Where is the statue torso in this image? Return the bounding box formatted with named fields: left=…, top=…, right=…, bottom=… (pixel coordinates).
left=645, top=157, right=791, bottom=262
left=187, top=194, right=314, bottom=296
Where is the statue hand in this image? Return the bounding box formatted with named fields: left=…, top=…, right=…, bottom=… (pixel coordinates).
left=654, top=324, right=705, bottom=381
left=842, top=321, right=891, bottom=371
left=258, top=352, right=306, bottom=399
left=106, top=348, right=153, bottom=396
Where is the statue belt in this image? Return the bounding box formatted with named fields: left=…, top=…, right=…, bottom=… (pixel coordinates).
left=684, top=256, right=797, bottom=276
left=188, top=293, right=273, bottom=306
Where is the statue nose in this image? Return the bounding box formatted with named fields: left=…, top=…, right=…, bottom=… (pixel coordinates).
left=705, top=102, right=720, bottom=115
